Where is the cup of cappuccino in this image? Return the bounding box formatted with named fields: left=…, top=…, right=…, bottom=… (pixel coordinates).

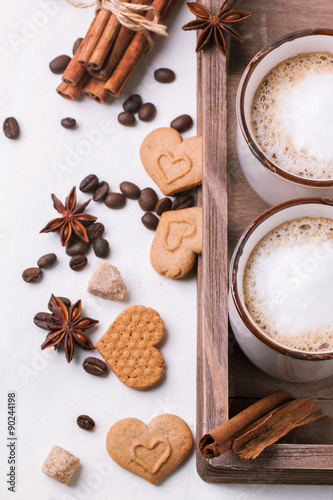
left=237, top=29, right=333, bottom=206
left=229, top=198, right=333, bottom=382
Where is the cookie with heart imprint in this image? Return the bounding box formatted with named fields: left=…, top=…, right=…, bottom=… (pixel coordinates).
left=150, top=207, right=203, bottom=279
left=96, top=305, right=165, bottom=389
left=140, top=127, right=202, bottom=196
left=106, top=414, right=193, bottom=484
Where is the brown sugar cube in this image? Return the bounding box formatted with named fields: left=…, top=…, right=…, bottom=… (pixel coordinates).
left=41, top=445, right=80, bottom=485
left=87, top=261, right=126, bottom=301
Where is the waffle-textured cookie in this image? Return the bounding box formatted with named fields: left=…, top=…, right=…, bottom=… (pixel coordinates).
left=96, top=305, right=165, bottom=389
left=106, top=414, right=193, bottom=484
left=150, top=207, right=203, bottom=279
left=140, top=127, right=202, bottom=196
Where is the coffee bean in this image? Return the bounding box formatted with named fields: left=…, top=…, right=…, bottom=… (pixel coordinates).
left=49, top=55, right=71, bottom=74
left=77, top=415, right=95, bottom=431
left=80, top=174, right=99, bottom=193
left=105, top=192, right=126, bottom=209
left=154, top=68, right=175, bottom=83
left=22, top=267, right=43, bottom=283
left=93, top=238, right=109, bottom=258
left=48, top=296, right=71, bottom=311
left=123, top=94, right=142, bottom=113
left=170, top=114, right=193, bottom=133
left=87, top=223, right=104, bottom=243
left=3, top=117, right=20, bottom=140
left=155, top=197, right=172, bottom=216
left=69, top=254, right=88, bottom=271
left=171, top=194, right=194, bottom=210
left=138, top=103, right=156, bottom=122
left=83, top=356, right=108, bottom=376
left=120, top=181, right=140, bottom=200
left=37, top=253, right=57, bottom=269
left=33, top=312, right=53, bottom=330
left=93, top=181, right=109, bottom=202
left=118, top=111, right=135, bottom=126
left=66, top=240, right=89, bottom=256
left=141, top=212, right=159, bottom=230
left=73, top=37, right=83, bottom=55
left=61, top=117, right=76, bottom=129
left=138, top=187, right=158, bottom=211
left=87, top=223, right=105, bottom=242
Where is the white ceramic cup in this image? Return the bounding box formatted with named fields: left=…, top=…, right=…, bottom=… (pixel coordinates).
left=236, top=29, right=333, bottom=206
left=228, top=198, right=333, bottom=382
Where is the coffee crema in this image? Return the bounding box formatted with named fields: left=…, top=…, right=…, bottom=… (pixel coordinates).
left=251, top=51, right=333, bottom=180
left=243, top=217, right=333, bottom=352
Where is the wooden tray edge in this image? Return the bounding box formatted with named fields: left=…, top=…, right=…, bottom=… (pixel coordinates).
left=196, top=457, right=333, bottom=485
left=195, top=0, right=333, bottom=484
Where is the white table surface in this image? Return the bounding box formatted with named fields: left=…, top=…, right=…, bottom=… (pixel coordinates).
left=0, top=1, right=331, bottom=499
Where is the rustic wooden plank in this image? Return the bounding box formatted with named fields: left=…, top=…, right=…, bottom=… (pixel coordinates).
left=197, top=0, right=333, bottom=484
left=214, top=445, right=333, bottom=470
left=196, top=33, right=205, bottom=481
left=199, top=469, right=333, bottom=485
left=205, top=445, right=333, bottom=484
left=198, top=469, right=333, bottom=485
left=196, top=0, right=229, bottom=481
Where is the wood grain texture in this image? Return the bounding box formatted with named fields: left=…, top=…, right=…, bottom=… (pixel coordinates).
left=197, top=0, right=333, bottom=484
left=196, top=0, right=229, bottom=481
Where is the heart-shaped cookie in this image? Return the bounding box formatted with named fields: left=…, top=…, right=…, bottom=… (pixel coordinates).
left=150, top=207, right=203, bottom=279
left=106, top=414, right=193, bottom=484
left=140, top=127, right=202, bottom=196
left=157, top=152, right=192, bottom=184
left=164, top=220, right=196, bottom=251
left=132, top=438, right=171, bottom=474
left=96, top=305, right=165, bottom=389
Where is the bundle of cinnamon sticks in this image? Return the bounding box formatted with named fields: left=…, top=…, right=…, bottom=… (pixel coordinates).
left=57, top=0, right=178, bottom=103
left=199, top=390, right=325, bottom=460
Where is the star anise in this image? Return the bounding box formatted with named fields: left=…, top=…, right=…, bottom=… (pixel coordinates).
left=40, top=295, right=98, bottom=363
left=40, top=187, right=97, bottom=247
left=182, top=0, right=251, bottom=55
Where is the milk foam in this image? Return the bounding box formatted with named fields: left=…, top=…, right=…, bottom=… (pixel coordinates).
left=243, top=217, right=333, bottom=352
left=251, top=52, right=333, bottom=179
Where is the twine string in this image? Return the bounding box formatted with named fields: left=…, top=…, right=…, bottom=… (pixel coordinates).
left=67, top=0, right=168, bottom=49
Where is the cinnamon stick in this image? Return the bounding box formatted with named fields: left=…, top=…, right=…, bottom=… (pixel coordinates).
left=199, top=390, right=290, bottom=459
left=104, top=0, right=179, bottom=97
left=232, top=398, right=325, bottom=460
left=89, top=26, right=135, bottom=81
left=86, top=14, right=121, bottom=70
left=90, top=0, right=152, bottom=82
left=62, top=12, right=102, bottom=86
left=78, top=9, right=111, bottom=66
left=82, top=77, right=110, bottom=104
left=56, top=74, right=89, bottom=100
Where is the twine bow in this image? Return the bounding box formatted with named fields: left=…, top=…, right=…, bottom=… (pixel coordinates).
left=67, top=0, right=168, bottom=49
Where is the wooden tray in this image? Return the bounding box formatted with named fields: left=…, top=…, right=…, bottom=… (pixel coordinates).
left=197, top=0, right=333, bottom=484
